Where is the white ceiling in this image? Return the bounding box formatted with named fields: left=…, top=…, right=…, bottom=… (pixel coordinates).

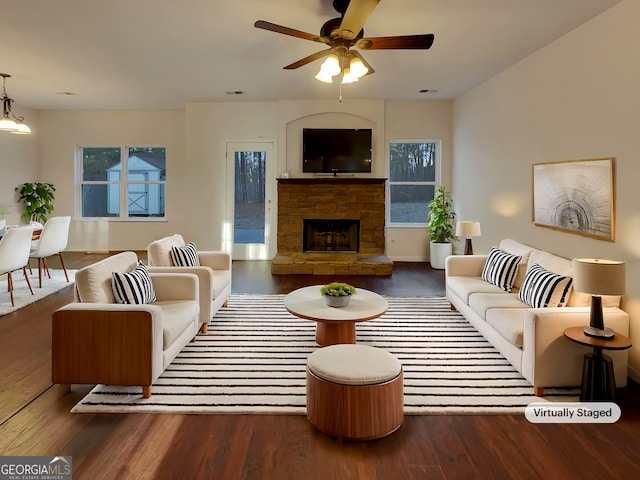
left=1, top=0, right=620, bottom=110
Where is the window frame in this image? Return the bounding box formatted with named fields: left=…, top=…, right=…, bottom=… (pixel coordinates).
left=387, top=139, right=442, bottom=227
left=75, top=145, right=167, bottom=221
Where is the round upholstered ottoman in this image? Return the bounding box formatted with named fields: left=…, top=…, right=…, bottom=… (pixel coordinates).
left=306, top=344, right=404, bottom=441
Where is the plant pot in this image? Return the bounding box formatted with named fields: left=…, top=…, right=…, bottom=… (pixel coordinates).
left=324, top=295, right=351, bottom=308
left=429, top=241, right=452, bottom=270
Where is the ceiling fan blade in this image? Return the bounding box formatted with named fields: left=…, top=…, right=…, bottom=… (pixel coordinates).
left=357, top=34, right=435, bottom=50
left=254, top=20, right=330, bottom=45
left=284, top=49, right=333, bottom=70
left=339, top=0, right=381, bottom=40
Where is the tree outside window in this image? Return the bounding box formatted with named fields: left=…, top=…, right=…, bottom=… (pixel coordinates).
left=389, top=141, right=439, bottom=225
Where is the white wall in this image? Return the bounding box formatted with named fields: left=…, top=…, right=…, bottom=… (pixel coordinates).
left=0, top=108, right=39, bottom=224
left=452, top=0, right=640, bottom=380
left=37, top=110, right=185, bottom=251
left=185, top=101, right=279, bottom=252
left=385, top=100, right=453, bottom=261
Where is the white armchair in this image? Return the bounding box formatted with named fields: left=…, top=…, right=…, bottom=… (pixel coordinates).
left=146, top=234, right=231, bottom=334
left=51, top=251, right=200, bottom=398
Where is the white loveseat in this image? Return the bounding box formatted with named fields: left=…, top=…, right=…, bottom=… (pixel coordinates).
left=147, top=234, right=232, bottom=334
left=446, top=239, right=630, bottom=395
left=51, top=251, right=200, bottom=398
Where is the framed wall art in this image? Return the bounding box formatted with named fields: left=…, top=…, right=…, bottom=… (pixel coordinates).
left=532, top=158, right=615, bottom=242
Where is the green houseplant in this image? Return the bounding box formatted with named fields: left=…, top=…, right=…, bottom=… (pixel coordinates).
left=426, top=186, right=456, bottom=269
left=320, top=282, right=357, bottom=308
left=15, top=182, right=56, bottom=224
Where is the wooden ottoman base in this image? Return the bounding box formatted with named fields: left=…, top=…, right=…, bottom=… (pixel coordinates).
left=306, top=368, right=404, bottom=441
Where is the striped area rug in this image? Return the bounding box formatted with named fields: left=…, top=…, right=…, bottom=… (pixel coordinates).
left=71, top=295, right=579, bottom=414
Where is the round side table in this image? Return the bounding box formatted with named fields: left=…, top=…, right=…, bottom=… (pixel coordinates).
left=563, top=326, right=632, bottom=402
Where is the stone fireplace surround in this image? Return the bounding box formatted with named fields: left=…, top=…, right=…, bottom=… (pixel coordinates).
left=272, top=178, right=393, bottom=275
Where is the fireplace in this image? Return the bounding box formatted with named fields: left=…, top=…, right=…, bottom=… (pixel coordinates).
left=304, top=219, right=360, bottom=252
left=273, top=178, right=392, bottom=275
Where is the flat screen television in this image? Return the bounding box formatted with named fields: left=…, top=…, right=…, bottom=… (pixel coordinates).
left=302, top=128, right=372, bottom=174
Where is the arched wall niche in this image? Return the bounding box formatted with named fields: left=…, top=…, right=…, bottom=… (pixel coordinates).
left=278, top=99, right=386, bottom=178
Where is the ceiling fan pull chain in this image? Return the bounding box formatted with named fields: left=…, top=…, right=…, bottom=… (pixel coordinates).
left=339, top=82, right=343, bottom=103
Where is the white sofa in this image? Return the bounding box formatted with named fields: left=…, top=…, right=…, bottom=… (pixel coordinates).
left=146, top=234, right=232, bottom=334
left=446, top=239, right=630, bottom=395
left=51, top=251, right=200, bottom=398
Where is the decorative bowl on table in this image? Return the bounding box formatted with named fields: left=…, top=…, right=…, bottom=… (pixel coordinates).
left=320, top=282, right=356, bottom=308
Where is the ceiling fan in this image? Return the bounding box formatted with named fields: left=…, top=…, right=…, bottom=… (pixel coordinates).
left=254, top=0, right=434, bottom=84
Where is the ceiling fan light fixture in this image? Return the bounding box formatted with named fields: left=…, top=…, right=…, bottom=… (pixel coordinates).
left=341, top=67, right=359, bottom=84
left=255, top=0, right=434, bottom=87
left=321, top=54, right=341, bottom=76
left=349, top=57, right=368, bottom=78
left=315, top=69, right=334, bottom=83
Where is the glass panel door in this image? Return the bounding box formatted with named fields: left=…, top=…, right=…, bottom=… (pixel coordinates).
left=226, top=142, right=275, bottom=260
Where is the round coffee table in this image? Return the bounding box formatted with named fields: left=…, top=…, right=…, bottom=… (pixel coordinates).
left=284, top=285, right=388, bottom=346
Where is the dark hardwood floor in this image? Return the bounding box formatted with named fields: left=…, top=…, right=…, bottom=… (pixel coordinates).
left=1, top=253, right=639, bottom=480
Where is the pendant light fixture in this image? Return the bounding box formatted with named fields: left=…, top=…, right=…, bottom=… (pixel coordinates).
left=1, top=73, right=31, bottom=135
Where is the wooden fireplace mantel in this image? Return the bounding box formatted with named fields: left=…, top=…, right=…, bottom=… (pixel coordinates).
left=277, top=177, right=387, bottom=185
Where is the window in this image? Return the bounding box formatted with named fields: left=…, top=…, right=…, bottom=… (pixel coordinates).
left=388, top=140, right=439, bottom=225
left=78, top=146, right=166, bottom=219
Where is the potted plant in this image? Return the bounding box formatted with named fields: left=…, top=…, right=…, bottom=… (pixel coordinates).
left=426, top=186, right=456, bottom=270
left=15, top=182, right=56, bottom=224
left=320, top=282, right=357, bottom=308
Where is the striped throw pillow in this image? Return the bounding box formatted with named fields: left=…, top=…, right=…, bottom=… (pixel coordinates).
left=518, top=264, right=573, bottom=308
left=481, top=247, right=522, bottom=292
left=170, top=242, right=200, bottom=266
left=112, top=261, right=156, bottom=304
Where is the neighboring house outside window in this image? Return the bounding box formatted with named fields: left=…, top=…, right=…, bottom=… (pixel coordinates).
left=388, top=140, right=440, bottom=225
left=78, top=146, right=166, bottom=219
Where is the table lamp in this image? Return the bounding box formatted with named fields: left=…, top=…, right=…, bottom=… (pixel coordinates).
left=455, top=221, right=481, bottom=255
left=572, top=258, right=625, bottom=339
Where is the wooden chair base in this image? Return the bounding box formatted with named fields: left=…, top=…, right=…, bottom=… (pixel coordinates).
left=306, top=368, right=404, bottom=441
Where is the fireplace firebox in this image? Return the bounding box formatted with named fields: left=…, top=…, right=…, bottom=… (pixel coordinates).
left=303, top=219, right=360, bottom=252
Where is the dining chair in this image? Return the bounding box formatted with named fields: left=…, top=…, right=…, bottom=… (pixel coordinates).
left=29, top=216, right=71, bottom=288
left=0, top=225, right=35, bottom=306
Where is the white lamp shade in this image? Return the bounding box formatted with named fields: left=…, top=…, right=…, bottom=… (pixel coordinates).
left=315, top=70, right=334, bottom=83
left=0, top=117, right=18, bottom=131
left=341, top=68, right=359, bottom=84
left=572, top=258, right=625, bottom=295
left=321, top=55, right=341, bottom=76
left=349, top=57, right=368, bottom=78
left=12, top=123, right=31, bottom=134
left=455, top=221, right=481, bottom=238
